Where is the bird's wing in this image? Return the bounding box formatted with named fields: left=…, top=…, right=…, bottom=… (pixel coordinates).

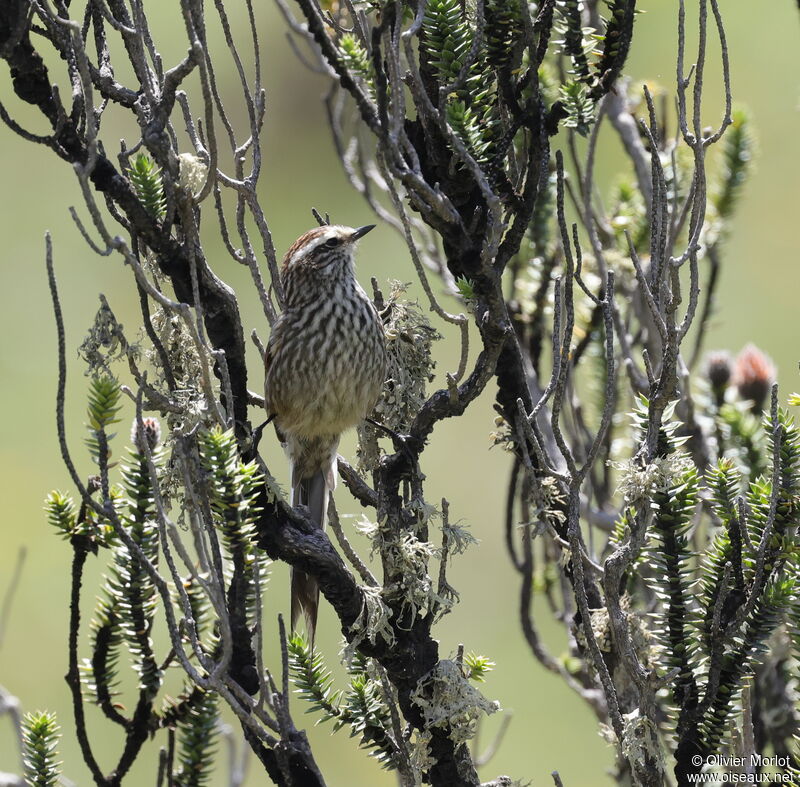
left=264, top=321, right=283, bottom=376
left=263, top=317, right=287, bottom=421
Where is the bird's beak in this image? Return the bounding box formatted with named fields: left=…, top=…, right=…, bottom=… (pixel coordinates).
left=349, top=224, right=375, bottom=242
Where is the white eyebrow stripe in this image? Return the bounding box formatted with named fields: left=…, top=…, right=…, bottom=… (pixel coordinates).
left=288, top=235, right=326, bottom=265
left=298, top=229, right=343, bottom=255
left=306, top=235, right=330, bottom=253
left=284, top=226, right=353, bottom=268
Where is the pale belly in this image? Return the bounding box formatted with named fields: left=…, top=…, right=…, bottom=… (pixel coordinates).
left=265, top=299, right=386, bottom=440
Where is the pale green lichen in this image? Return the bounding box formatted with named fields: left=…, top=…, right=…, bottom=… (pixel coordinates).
left=178, top=152, right=210, bottom=199
left=354, top=513, right=382, bottom=551
left=612, top=453, right=694, bottom=510
left=621, top=709, right=666, bottom=776
left=147, top=309, right=201, bottom=391
left=145, top=308, right=215, bottom=436
left=373, top=282, right=441, bottom=434
left=79, top=296, right=138, bottom=375
left=440, top=521, right=478, bottom=555
left=588, top=607, right=613, bottom=653
left=525, top=474, right=567, bottom=534
left=577, top=596, right=654, bottom=669
left=406, top=497, right=439, bottom=534
left=356, top=511, right=447, bottom=623
left=355, top=421, right=382, bottom=475
left=408, top=728, right=435, bottom=783
left=345, top=585, right=395, bottom=660
left=411, top=660, right=500, bottom=746
left=382, top=532, right=440, bottom=623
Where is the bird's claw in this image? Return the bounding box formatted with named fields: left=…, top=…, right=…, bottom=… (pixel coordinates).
left=366, top=418, right=418, bottom=468
left=251, top=414, right=275, bottom=455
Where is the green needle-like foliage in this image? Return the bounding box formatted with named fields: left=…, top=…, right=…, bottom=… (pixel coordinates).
left=629, top=400, right=800, bottom=765
left=85, top=375, right=122, bottom=465
left=181, top=574, right=215, bottom=648
left=454, top=275, right=476, bottom=303
left=713, top=108, right=753, bottom=222
left=420, top=0, right=506, bottom=167
left=745, top=408, right=800, bottom=560
left=559, top=80, right=595, bottom=136
left=173, top=691, right=219, bottom=787
left=630, top=396, right=688, bottom=457
left=485, top=0, right=522, bottom=69
left=700, top=576, right=796, bottom=752
left=555, top=0, right=592, bottom=82
left=707, top=458, right=741, bottom=522
left=85, top=422, right=165, bottom=703
left=88, top=444, right=163, bottom=697
left=717, top=402, right=768, bottom=481
left=650, top=466, right=699, bottom=696
left=115, top=444, right=162, bottom=693
left=198, top=426, right=264, bottom=633
left=44, top=490, right=78, bottom=538
left=288, top=632, right=342, bottom=721
left=768, top=408, right=800, bottom=521
left=446, top=99, right=491, bottom=163
left=463, top=652, right=495, bottom=682
left=22, top=711, right=62, bottom=787
left=609, top=506, right=632, bottom=548
left=288, top=634, right=397, bottom=768
left=697, top=460, right=747, bottom=641
left=86, top=374, right=123, bottom=428
left=590, top=0, right=636, bottom=98
left=339, top=673, right=396, bottom=768
left=790, top=555, right=800, bottom=669
left=422, top=0, right=472, bottom=84
left=84, top=596, right=125, bottom=710
left=682, top=408, right=800, bottom=756
left=198, top=426, right=261, bottom=555
left=553, top=1, right=637, bottom=126
left=339, top=33, right=373, bottom=88
left=128, top=153, right=166, bottom=220
left=46, top=488, right=115, bottom=547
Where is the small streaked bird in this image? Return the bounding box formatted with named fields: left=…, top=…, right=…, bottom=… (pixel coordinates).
left=264, top=224, right=387, bottom=642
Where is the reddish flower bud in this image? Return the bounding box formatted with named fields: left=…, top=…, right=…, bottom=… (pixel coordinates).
left=131, top=417, right=162, bottom=453
left=705, top=351, right=733, bottom=406
left=733, top=344, right=775, bottom=412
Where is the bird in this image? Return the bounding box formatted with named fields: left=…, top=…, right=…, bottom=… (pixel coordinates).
left=264, top=223, right=387, bottom=643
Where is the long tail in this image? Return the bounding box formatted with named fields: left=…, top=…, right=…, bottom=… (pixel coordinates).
left=290, top=468, right=330, bottom=645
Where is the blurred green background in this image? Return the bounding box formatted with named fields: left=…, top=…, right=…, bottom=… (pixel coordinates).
left=0, top=3, right=797, bottom=785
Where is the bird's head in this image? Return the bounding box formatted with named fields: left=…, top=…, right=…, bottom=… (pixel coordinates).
left=282, top=224, right=374, bottom=280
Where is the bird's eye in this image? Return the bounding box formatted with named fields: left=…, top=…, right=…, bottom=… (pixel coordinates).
left=324, top=237, right=341, bottom=249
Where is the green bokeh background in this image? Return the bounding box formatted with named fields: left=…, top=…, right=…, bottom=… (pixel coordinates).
left=0, top=3, right=797, bottom=785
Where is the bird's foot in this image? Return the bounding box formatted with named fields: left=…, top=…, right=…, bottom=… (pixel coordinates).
left=366, top=417, right=418, bottom=468
left=251, top=414, right=275, bottom=454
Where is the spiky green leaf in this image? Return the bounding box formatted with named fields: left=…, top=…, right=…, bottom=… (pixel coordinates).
left=22, top=711, right=61, bottom=787
left=128, top=153, right=166, bottom=220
